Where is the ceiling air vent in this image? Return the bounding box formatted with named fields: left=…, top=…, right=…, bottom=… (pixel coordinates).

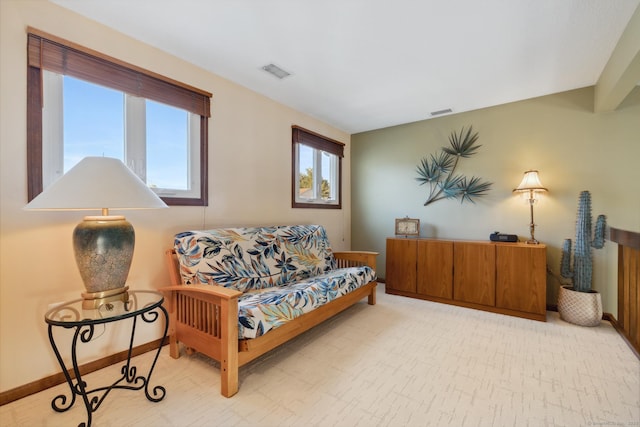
left=262, top=63, right=291, bottom=79
left=430, top=108, right=453, bottom=116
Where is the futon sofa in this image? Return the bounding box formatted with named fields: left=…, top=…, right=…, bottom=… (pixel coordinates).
left=161, top=224, right=377, bottom=397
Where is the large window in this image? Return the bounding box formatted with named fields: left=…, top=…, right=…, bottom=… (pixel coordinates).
left=291, top=126, right=344, bottom=209
left=27, top=28, right=211, bottom=205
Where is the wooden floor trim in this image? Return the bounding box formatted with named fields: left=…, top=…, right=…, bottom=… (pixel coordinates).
left=0, top=337, right=167, bottom=406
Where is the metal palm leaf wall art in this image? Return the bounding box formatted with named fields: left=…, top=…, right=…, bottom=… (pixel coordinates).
left=416, top=126, right=492, bottom=206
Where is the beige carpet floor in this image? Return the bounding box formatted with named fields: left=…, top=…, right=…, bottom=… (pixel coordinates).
left=1, top=283, right=638, bottom=426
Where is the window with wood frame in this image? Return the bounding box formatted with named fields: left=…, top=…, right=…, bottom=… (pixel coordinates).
left=292, top=126, right=344, bottom=209
left=26, top=28, right=212, bottom=206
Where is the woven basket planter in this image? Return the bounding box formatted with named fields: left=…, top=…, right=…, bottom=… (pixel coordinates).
left=558, top=285, right=602, bottom=327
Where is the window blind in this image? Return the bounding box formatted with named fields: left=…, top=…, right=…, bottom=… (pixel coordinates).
left=292, top=126, right=344, bottom=157
left=27, top=29, right=211, bottom=117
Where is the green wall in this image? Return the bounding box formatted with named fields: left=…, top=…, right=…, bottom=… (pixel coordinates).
left=351, top=86, right=640, bottom=314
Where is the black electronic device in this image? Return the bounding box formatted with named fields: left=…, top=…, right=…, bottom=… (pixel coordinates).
left=490, top=232, right=518, bottom=242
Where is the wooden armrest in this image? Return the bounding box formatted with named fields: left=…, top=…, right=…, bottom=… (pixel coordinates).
left=333, top=251, right=378, bottom=269
left=159, top=283, right=242, bottom=300
left=333, top=251, right=379, bottom=257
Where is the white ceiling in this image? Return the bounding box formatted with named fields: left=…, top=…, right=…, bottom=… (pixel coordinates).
left=51, top=0, right=639, bottom=134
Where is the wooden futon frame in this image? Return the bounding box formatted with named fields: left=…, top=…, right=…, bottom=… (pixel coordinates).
left=161, top=249, right=377, bottom=397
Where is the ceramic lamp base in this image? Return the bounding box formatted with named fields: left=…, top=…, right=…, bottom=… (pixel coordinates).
left=73, top=215, right=134, bottom=308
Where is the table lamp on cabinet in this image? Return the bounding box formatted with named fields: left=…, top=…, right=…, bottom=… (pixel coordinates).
left=513, top=170, right=548, bottom=244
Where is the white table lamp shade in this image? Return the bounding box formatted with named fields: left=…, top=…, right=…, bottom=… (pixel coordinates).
left=25, top=156, right=168, bottom=211
left=514, top=170, right=548, bottom=193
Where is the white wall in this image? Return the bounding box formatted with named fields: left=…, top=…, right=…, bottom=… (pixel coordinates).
left=0, top=1, right=350, bottom=392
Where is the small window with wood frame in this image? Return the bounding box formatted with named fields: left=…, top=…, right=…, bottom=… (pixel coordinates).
left=292, top=126, right=344, bottom=209
left=26, top=28, right=212, bottom=206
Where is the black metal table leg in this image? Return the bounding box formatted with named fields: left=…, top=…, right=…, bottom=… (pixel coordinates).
left=45, top=291, right=167, bottom=427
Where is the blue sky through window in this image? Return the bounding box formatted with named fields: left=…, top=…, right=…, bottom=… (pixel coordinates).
left=63, top=76, right=124, bottom=171
left=146, top=100, right=189, bottom=189
left=63, top=76, right=190, bottom=190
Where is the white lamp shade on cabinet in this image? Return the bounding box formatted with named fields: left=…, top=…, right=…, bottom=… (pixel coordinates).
left=513, top=170, right=548, bottom=193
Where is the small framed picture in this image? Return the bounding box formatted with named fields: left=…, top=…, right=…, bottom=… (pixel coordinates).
left=395, top=217, right=420, bottom=236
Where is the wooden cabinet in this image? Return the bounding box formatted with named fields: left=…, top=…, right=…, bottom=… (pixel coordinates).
left=385, top=238, right=547, bottom=321
left=495, top=245, right=547, bottom=315
left=453, top=242, right=495, bottom=306
left=417, top=240, right=453, bottom=299
left=385, top=238, right=418, bottom=293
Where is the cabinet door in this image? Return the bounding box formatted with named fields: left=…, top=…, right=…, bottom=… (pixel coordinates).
left=453, top=242, right=496, bottom=306
left=385, top=238, right=417, bottom=293
left=417, top=240, right=453, bottom=299
left=496, top=245, right=547, bottom=315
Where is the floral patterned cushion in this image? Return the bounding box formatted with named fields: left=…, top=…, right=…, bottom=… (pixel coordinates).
left=237, top=266, right=377, bottom=339
left=174, top=225, right=337, bottom=292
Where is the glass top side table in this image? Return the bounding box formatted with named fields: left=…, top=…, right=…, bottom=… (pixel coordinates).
left=45, top=290, right=168, bottom=427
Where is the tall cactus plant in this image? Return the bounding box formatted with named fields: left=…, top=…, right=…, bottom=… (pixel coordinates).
left=560, top=191, right=606, bottom=292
